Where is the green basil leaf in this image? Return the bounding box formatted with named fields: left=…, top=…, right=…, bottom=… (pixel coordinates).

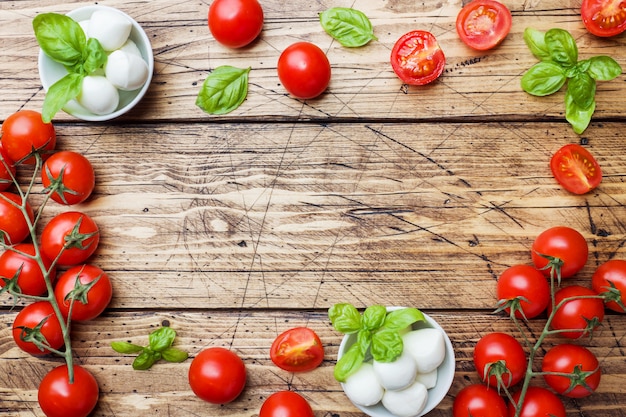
left=362, top=305, right=386, bottom=330
left=523, top=28, right=550, bottom=61
left=111, top=341, right=144, bottom=354
left=196, top=66, right=250, bottom=115
left=132, top=350, right=158, bottom=370
left=83, top=38, right=107, bottom=74
left=384, top=307, right=425, bottom=331
left=42, top=72, right=84, bottom=123
left=370, top=329, right=403, bottom=362
left=319, top=7, right=377, bottom=47
left=33, top=13, right=85, bottom=67
left=567, top=72, right=596, bottom=110
left=587, top=56, right=623, bottom=81
left=334, top=343, right=364, bottom=382
left=356, top=328, right=372, bottom=355
left=329, top=303, right=362, bottom=334
left=149, top=326, right=177, bottom=352
left=545, top=28, right=578, bottom=67
left=521, top=62, right=566, bottom=96
left=161, top=347, right=189, bottom=363
left=565, top=89, right=595, bottom=134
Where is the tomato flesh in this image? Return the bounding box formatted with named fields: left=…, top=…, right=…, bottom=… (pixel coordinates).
left=456, top=0, right=512, bottom=50
left=390, top=30, right=445, bottom=86
left=270, top=327, right=324, bottom=372
left=582, top=0, right=626, bottom=37
left=550, top=144, right=602, bottom=195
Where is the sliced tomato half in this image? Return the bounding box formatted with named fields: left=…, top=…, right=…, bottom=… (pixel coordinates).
left=390, top=30, right=446, bottom=86
left=550, top=143, right=602, bottom=195
left=582, top=0, right=626, bottom=37
left=456, top=0, right=512, bottom=50
left=270, top=327, right=324, bottom=372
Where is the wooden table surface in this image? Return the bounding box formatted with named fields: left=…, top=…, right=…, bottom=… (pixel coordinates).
left=1, top=0, right=626, bottom=416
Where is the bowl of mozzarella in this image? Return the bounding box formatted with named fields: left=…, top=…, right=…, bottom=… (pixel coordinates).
left=38, top=5, right=153, bottom=121
left=337, top=308, right=455, bottom=417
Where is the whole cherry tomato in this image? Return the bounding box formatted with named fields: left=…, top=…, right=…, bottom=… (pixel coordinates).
left=188, top=347, right=246, bottom=404
left=54, top=264, right=112, bottom=321
left=390, top=30, right=445, bottom=86
left=0, top=191, right=34, bottom=245
left=591, top=259, right=626, bottom=312
left=542, top=343, right=601, bottom=398
left=0, top=243, right=55, bottom=296
left=531, top=226, right=588, bottom=279
left=40, top=211, right=100, bottom=266
left=0, top=142, right=16, bottom=191
left=456, top=0, right=512, bottom=50
left=452, top=384, right=507, bottom=417
left=270, top=327, right=324, bottom=372
left=12, top=301, right=64, bottom=355
left=548, top=285, right=604, bottom=339
left=1, top=109, right=56, bottom=164
left=508, top=386, right=566, bottom=417
left=38, top=364, right=99, bottom=417
left=277, top=42, right=331, bottom=99
left=259, top=391, right=315, bottom=417
left=581, top=0, right=626, bottom=37
left=208, top=0, right=264, bottom=48
left=473, top=332, right=527, bottom=388
left=497, top=264, right=550, bottom=319
left=42, top=151, right=95, bottom=205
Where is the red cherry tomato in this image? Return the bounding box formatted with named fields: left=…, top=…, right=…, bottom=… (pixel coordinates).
left=0, top=191, right=34, bottom=245
left=188, top=347, right=246, bottom=404
left=259, top=391, right=315, bottom=417
left=38, top=364, right=99, bottom=417
left=456, top=0, right=512, bottom=50
left=452, top=384, right=507, bottom=417
left=550, top=144, right=602, bottom=195
left=42, top=151, right=96, bottom=205
left=473, top=332, right=527, bottom=388
left=208, top=0, right=264, bottom=48
left=581, top=0, right=626, bottom=37
left=591, top=259, right=626, bottom=312
left=542, top=343, right=601, bottom=398
left=531, top=226, right=588, bottom=279
left=548, top=285, right=604, bottom=339
left=0, top=243, right=55, bottom=296
left=12, top=301, right=64, bottom=355
left=54, top=264, right=112, bottom=321
left=0, top=142, right=16, bottom=191
left=277, top=42, right=331, bottom=99
left=1, top=110, right=56, bottom=164
left=508, top=386, right=566, bottom=417
left=497, top=264, right=550, bottom=319
left=390, top=30, right=446, bottom=86
left=40, top=211, right=100, bottom=266
left=270, top=327, right=324, bottom=372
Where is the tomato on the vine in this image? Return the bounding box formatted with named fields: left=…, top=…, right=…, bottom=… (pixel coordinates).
left=542, top=343, right=601, bottom=398
left=390, top=30, right=445, bottom=86
left=531, top=226, right=588, bottom=279
left=277, top=42, right=331, bottom=100
left=549, top=285, right=604, bottom=339
left=0, top=142, right=16, bottom=191
left=592, top=259, right=626, bottom=312
left=42, top=151, right=95, bottom=205
left=581, top=0, right=626, bottom=37
left=188, top=347, right=246, bottom=404
left=270, top=327, right=324, bottom=372
left=12, top=301, right=64, bottom=355
left=40, top=211, right=100, bottom=266
left=508, top=386, right=566, bottom=417
left=0, top=243, right=55, bottom=296
left=497, top=264, right=550, bottom=319
left=473, top=332, right=526, bottom=388
left=259, top=391, right=315, bottom=417
left=208, top=0, right=264, bottom=48
left=456, top=0, right=512, bottom=50
left=452, top=384, right=507, bottom=417
left=550, top=144, right=602, bottom=195
left=0, top=191, right=34, bottom=245
left=54, top=264, right=112, bottom=321
left=38, top=364, right=99, bottom=417
left=1, top=109, right=56, bottom=164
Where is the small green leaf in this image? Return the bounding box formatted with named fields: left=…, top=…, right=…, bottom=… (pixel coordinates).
left=370, top=329, right=403, bottom=362
left=384, top=307, right=425, bottom=331
left=161, top=347, right=189, bottom=363
left=111, top=341, right=144, bottom=354
left=521, top=62, right=567, bottom=96
left=334, top=342, right=364, bottom=382
left=567, top=72, right=596, bottom=110
left=362, top=305, right=386, bottom=330
left=523, top=28, right=550, bottom=61
left=545, top=28, right=578, bottom=67
left=565, top=90, right=595, bottom=134
left=587, top=56, right=622, bottom=81
left=196, top=66, right=250, bottom=115
left=133, top=350, right=158, bottom=370
left=329, top=303, right=362, bottom=334
left=149, top=326, right=177, bottom=352
left=83, top=38, right=107, bottom=74
left=320, top=7, right=377, bottom=47
left=33, top=13, right=85, bottom=67
left=356, top=328, right=372, bottom=355
left=42, top=72, right=84, bottom=123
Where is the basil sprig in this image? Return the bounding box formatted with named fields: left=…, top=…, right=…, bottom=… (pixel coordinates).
left=320, top=7, right=377, bottom=47
left=329, top=303, right=425, bottom=382
left=111, top=325, right=188, bottom=370
left=521, top=28, right=622, bottom=134
left=33, top=13, right=108, bottom=123
left=196, top=66, right=250, bottom=115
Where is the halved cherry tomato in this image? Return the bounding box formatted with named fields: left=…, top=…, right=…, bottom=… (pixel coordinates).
left=456, top=0, right=512, bottom=50
left=550, top=144, right=602, bottom=195
left=581, top=0, right=626, bottom=37
left=390, top=30, right=445, bottom=86
left=270, top=327, right=324, bottom=372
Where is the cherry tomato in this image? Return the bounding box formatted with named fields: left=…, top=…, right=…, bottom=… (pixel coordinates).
left=390, top=30, right=445, bottom=86
left=581, top=0, right=626, bottom=37
left=0, top=191, right=34, bottom=245
left=592, top=259, right=626, bottom=312
left=531, top=226, right=588, bottom=279
left=54, top=264, right=112, bottom=321
left=38, top=364, right=99, bottom=417
left=1, top=110, right=56, bottom=164
left=40, top=211, right=100, bottom=266
left=473, top=332, right=526, bottom=388
left=456, top=0, right=512, bottom=50
left=0, top=243, right=55, bottom=296
left=509, top=386, right=566, bottom=417
left=208, top=0, right=264, bottom=48
left=550, top=144, right=602, bottom=195
left=188, top=347, right=246, bottom=404
left=0, top=142, right=16, bottom=192
left=259, top=391, right=315, bottom=417
left=277, top=42, right=331, bottom=99
left=542, top=343, right=601, bottom=398
left=270, top=327, right=324, bottom=372
left=42, top=151, right=95, bottom=205
left=12, top=301, right=64, bottom=355
left=497, top=265, right=550, bottom=319
left=452, top=384, right=507, bottom=417
left=548, top=285, right=604, bottom=339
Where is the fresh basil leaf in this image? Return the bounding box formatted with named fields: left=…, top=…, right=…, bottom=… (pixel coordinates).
left=132, top=350, right=158, bottom=370
left=362, top=305, right=386, bottom=330
left=196, top=66, right=250, bottom=115
left=33, top=13, right=85, bottom=67
left=545, top=28, right=578, bottom=68
left=384, top=307, right=425, bottom=331
left=334, top=343, right=364, bottom=382
left=149, top=327, right=177, bottom=352
left=523, top=28, right=550, bottom=61
left=565, top=89, right=595, bottom=134
left=567, top=72, right=596, bottom=110
left=42, top=72, right=84, bottom=123
left=161, top=347, right=189, bottom=363
left=329, top=303, right=362, bottom=334
left=83, top=38, right=107, bottom=75
left=587, top=56, right=622, bottom=81
left=521, top=62, right=566, bottom=96
left=356, top=328, right=372, bottom=355
left=111, top=341, right=144, bottom=354
left=320, top=7, right=377, bottom=47
left=370, top=329, right=403, bottom=362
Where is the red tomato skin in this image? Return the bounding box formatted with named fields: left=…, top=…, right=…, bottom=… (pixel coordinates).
left=452, top=384, right=507, bottom=417
left=542, top=343, right=600, bottom=398
left=188, top=347, right=246, bottom=404
left=531, top=226, right=588, bottom=279
left=1, top=110, right=56, bottom=164
left=259, top=391, right=315, bottom=417
left=38, top=364, right=99, bottom=417
left=550, top=144, right=602, bottom=195
left=54, top=264, right=112, bottom=321
left=592, top=259, right=626, bottom=312
left=508, top=386, right=566, bottom=417
left=0, top=191, right=34, bottom=245
left=12, top=301, right=64, bottom=355
left=548, top=285, right=604, bottom=339
left=270, top=327, right=324, bottom=372
left=497, top=265, right=550, bottom=319
left=40, top=211, right=100, bottom=266
left=0, top=243, right=55, bottom=296
left=0, top=142, right=16, bottom=191
left=456, top=0, right=512, bottom=50
left=208, top=0, right=264, bottom=48
left=390, top=30, right=446, bottom=86
left=42, top=151, right=95, bottom=205
left=277, top=42, right=331, bottom=99
left=581, top=0, right=626, bottom=37
left=473, top=332, right=527, bottom=387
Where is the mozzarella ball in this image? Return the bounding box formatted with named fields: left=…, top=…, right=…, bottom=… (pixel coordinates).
left=105, top=50, right=149, bottom=91
left=77, top=75, right=119, bottom=115
left=343, top=363, right=384, bottom=407
left=373, top=349, right=417, bottom=391
left=415, top=368, right=438, bottom=389
left=88, top=10, right=132, bottom=51
left=382, top=381, right=428, bottom=417
left=402, top=328, right=446, bottom=374
left=78, top=19, right=90, bottom=37
left=118, top=39, right=142, bottom=57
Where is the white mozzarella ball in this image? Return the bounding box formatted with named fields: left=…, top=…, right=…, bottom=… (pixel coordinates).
left=415, top=368, right=438, bottom=389
left=382, top=381, right=428, bottom=417
left=373, top=349, right=417, bottom=391
left=402, top=328, right=446, bottom=374
left=77, top=75, right=119, bottom=115
left=342, top=362, right=384, bottom=407
left=105, top=50, right=149, bottom=91
left=78, top=19, right=90, bottom=37
left=118, top=39, right=142, bottom=57
left=88, top=10, right=132, bottom=51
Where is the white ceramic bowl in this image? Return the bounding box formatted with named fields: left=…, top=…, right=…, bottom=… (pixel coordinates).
left=337, top=308, right=455, bottom=417
left=38, top=5, right=154, bottom=121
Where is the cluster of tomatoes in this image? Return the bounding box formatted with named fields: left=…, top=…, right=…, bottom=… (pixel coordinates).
left=453, top=225, right=626, bottom=416
left=0, top=109, right=112, bottom=417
